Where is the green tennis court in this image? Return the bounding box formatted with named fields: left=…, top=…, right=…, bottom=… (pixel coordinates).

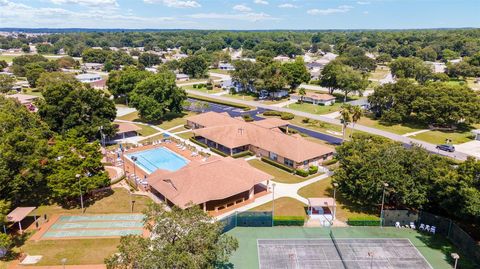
left=41, top=214, right=145, bottom=239
left=227, top=227, right=461, bottom=269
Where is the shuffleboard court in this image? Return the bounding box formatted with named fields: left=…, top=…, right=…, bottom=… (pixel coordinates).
left=40, top=214, right=145, bottom=239
left=258, top=238, right=432, bottom=269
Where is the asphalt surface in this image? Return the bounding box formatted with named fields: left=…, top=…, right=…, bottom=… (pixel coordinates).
left=186, top=90, right=471, bottom=161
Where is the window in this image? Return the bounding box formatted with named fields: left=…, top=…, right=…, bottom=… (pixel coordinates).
left=269, top=152, right=277, bottom=161
left=284, top=158, right=294, bottom=167
left=303, top=160, right=309, bottom=166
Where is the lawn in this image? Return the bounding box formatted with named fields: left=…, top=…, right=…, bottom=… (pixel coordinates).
left=247, top=159, right=316, bottom=184
left=117, top=111, right=139, bottom=121
left=116, top=110, right=197, bottom=131
left=413, top=129, right=476, bottom=145
left=21, top=88, right=43, bottom=98
left=209, top=68, right=231, bottom=75
left=297, top=177, right=377, bottom=222
left=224, top=92, right=257, bottom=101
left=177, top=131, right=194, bottom=140
left=369, top=65, right=390, bottom=80
left=250, top=197, right=307, bottom=218
left=357, top=116, right=426, bottom=135
left=181, top=84, right=223, bottom=94
left=188, top=93, right=255, bottom=111
left=0, top=55, right=17, bottom=63
left=287, top=102, right=342, bottom=115
left=136, top=124, right=159, bottom=137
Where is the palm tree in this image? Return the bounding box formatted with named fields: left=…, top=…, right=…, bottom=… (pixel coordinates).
left=340, top=104, right=352, bottom=142
left=350, top=105, right=363, bottom=138
left=298, top=88, right=306, bottom=103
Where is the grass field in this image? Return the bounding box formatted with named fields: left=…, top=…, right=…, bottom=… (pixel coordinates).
left=288, top=102, right=342, bottom=115
left=116, top=110, right=197, bottom=131
left=247, top=159, right=316, bottom=184
left=181, top=84, right=223, bottom=94
left=188, top=93, right=255, bottom=110
left=209, top=68, right=231, bottom=75
left=250, top=197, right=308, bottom=218
left=136, top=124, right=159, bottom=137
left=297, top=177, right=377, bottom=222
left=0, top=55, right=17, bottom=63
left=227, top=226, right=476, bottom=269
left=413, top=129, right=476, bottom=145
left=369, top=65, right=390, bottom=80
left=357, top=116, right=425, bottom=135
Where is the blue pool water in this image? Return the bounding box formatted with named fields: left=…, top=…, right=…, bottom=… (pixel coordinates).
left=127, top=147, right=188, bottom=174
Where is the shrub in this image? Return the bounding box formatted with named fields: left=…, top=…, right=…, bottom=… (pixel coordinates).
left=302, top=118, right=310, bottom=123
left=295, top=169, right=309, bottom=177
left=192, top=84, right=197, bottom=88
left=206, top=84, right=213, bottom=90
left=232, top=150, right=253, bottom=158
left=209, top=147, right=228, bottom=157
left=322, top=158, right=338, bottom=166
left=242, top=114, right=254, bottom=122
left=0, top=233, right=12, bottom=258
left=308, top=165, right=318, bottom=175
left=263, top=110, right=282, bottom=117
left=280, top=112, right=294, bottom=120
left=273, top=216, right=305, bottom=226
left=189, top=137, right=208, bottom=148
left=347, top=216, right=381, bottom=226
left=261, top=157, right=294, bottom=173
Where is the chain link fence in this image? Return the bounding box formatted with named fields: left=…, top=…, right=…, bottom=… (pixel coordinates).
left=383, top=210, right=480, bottom=265
left=220, top=211, right=273, bottom=233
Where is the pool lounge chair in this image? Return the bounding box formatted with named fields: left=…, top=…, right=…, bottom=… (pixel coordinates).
left=419, top=223, right=425, bottom=230
left=410, top=222, right=416, bottom=229
left=395, top=222, right=401, bottom=228
left=430, top=226, right=436, bottom=234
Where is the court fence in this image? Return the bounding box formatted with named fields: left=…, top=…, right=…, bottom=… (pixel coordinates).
left=221, top=211, right=273, bottom=233
left=383, top=210, right=480, bottom=265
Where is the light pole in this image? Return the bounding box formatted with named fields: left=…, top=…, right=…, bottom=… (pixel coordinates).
left=61, top=258, right=67, bottom=269
left=333, top=182, right=338, bottom=220
left=131, top=156, right=138, bottom=188
left=380, top=182, right=388, bottom=227
left=451, top=253, right=459, bottom=269
left=271, top=183, right=276, bottom=227
left=76, top=174, right=84, bottom=213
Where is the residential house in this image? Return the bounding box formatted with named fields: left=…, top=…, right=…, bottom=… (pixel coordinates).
left=176, top=73, right=189, bottom=81
left=75, top=73, right=102, bottom=83
left=82, top=63, right=104, bottom=71
left=218, top=62, right=235, bottom=71
left=290, top=92, right=336, bottom=106
left=187, top=112, right=334, bottom=170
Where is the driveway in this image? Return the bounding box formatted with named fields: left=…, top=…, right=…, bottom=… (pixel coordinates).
left=455, top=141, right=480, bottom=159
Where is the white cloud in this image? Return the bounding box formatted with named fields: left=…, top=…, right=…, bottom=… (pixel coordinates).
left=254, top=0, right=268, bottom=5
left=357, top=1, right=371, bottom=5
left=144, top=0, right=201, bottom=8
left=50, top=0, right=118, bottom=7
left=188, top=12, right=275, bottom=22
left=307, top=5, right=353, bottom=15
left=363, top=11, right=369, bottom=15
left=233, top=4, right=252, bottom=12
left=278, top=3, right=297, bottom=8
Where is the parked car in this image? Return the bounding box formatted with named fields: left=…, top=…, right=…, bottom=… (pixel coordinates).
left=436, top=144, right=455, bottom=152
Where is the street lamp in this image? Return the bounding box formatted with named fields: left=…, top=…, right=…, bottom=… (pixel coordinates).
left=380, top=182, right=389, bottom=227
left=61, top=258, right=67, bottom=269
left=451, top=253, right=459, bottom=269
left=131, top=156, right=138, bottom=188
left=271, top=183, right=276, bottom=227
left=76, top=174, right=84, bottom=213
left=333, top=182, right=339, bottom=220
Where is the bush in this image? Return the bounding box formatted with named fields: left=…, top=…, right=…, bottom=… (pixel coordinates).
left=347, top=216, right=381, bottom=226
left=302, top=118, right=310, bottom=123
left=0, top=233, right=12, bottom=258
left=232, top=150, right=253, bottom=158
left=263, top=110, right=282, bottom=117
left=189, top=137, right=208, bottom=148
left=209, top=147, right=228, bottom=157
left=192, top=84, right=197, bottom=88
left=295, top=169, right=309, bottom=177
left=242, top=114, right=254, bottom=122
left=261, top=157, right=294, bottom=173
left=308, top=165, right=318, bottom=175
left=273, top=216, right=305, bottom=226
left=280, top=112, right=294, bottom=120
left=322, top=158, right=338, bottom=166
left=206, top=84, right=213, bottom=90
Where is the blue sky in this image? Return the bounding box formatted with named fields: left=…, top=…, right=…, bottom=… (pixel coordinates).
left=1, top=0, right=479, bottom=30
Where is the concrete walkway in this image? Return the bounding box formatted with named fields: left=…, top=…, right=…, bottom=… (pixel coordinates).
left=272, top=99, right=296, bottom=107
left=402, top=129, right=431, bottom=137
left=215, top=171, right=332, bottom=220
left=322, top=111, right=340, bottom=119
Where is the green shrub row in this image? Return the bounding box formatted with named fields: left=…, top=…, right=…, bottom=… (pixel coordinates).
left=308, top=165, right=318, bottom=174
left=232, top=150, right=253, bottom=158
left=295, top=169, right=309, bottom=177
left=242, top=114, right=254, bottom=122
left=347, top=216, right=381, bottom=226
left=263, top=110, right=294, bottom=120
left=322, top=158, right=338, bottom=166
left=273, top=216, right=305, bottom=226
left=261, top=157, right=294, bottom=173
left=189, top=137, right=208, bottom=148
left=209, top=147, right=228, bottom=157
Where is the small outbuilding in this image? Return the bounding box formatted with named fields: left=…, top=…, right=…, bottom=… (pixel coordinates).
left=5, top=207, right=37, bottom=234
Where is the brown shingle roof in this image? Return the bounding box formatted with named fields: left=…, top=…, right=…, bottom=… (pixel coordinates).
left=148, top=157, right=272, bottom=208
left=252, top=118, right=289, bottom=129
left=189, top=112, right=334, bottom=162
left=114, top=122, right=142, bottom=134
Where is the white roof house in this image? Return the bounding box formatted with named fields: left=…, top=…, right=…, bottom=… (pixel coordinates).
left=83, top=63, right=104, bottom=70
left=218, top=62, right=235, bottom=71
left=176, top=73, right=189, bottom=81
left=75, top=73, right=102, bottom=83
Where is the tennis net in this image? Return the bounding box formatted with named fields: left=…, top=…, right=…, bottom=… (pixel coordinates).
left=329, top=230, right=349, bottom=269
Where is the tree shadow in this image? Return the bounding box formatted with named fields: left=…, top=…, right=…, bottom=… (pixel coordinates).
left=56, top=187, right=115, bottom=210
left=216, top=262, right=234, bottom=269
left=324, top=186, right=377, bottom=217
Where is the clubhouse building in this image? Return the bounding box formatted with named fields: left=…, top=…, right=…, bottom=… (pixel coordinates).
left=187, top=112, right=334, bottom=170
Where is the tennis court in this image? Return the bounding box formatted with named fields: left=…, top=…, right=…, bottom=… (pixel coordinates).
left=40, top=214, right=145, bottom=239
left=258, top=237, right=432, bottom=269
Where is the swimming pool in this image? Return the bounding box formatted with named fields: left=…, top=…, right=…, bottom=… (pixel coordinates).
left=127, top=147, right=188, bottom=174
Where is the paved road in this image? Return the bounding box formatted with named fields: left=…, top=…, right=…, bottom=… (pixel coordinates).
left=186, top=90, right=471, bottom=161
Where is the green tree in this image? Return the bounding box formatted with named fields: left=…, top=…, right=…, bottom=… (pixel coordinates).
left=231, top=60, right=259, bottom=91
left=130, top=71, right=186, bottom=122
left=0, top=233, right=12, bottom=257
left=25, top=62, right=46, bottom=87
left=281, top=57, right=310, bottom=90
left=56, top=56, right=78, bottom=69
left=0, top=74, right=15, bottom=93
left=417, top=46, right=438, bottom=61
left=350, top=105, right=363, bottom=136
left=180, top=55, right=208, bottom=79
left=319, top=61, right=343, bottom=94
left=336, top=65, right=368, bottom=102
left=38, top=77, right=116, bottom=140
left=47, top=131, right=110, bottom=205
left=139, top=52, right=161, bottom=67
left=298, top=88, right=306, bottom=103
left=106, top=203, right=238, bottom=269
left=11, top=54, right=48, bottom=77
left=0, top=60, right=8, bottom=71
left=389, top=57, right=432, bottom=84
left=339, top=104, right=352, bottom=142
left=107, top=66, right=151, bottom=104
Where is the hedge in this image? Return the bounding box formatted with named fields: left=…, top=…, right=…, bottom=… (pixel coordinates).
left=295, top=169, right=309, bottom=177
left=308, top=165, right=318, bottom=175
left=189, top=137, right=208, bottom=148
left=209, top=147, right=228, bottom=157
left=242, top=114, right=254, bottom=122
left=263, top=110, right=294, bottom=120
left=263, top=110, right=282, bottom=116
left=347, top=216, right=381, bottom=226
left=280, top=112, right=295, bottom=120
left=273, top=216, right=305, bottom=226
left=232, top=150, right=253, bottom=158
left=261, top=157, right=294, bottom=173
left=322, top=158, right=338, bottom=166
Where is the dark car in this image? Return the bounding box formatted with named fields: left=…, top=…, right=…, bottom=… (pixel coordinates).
left=436, top=144, right=455, bottom=152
